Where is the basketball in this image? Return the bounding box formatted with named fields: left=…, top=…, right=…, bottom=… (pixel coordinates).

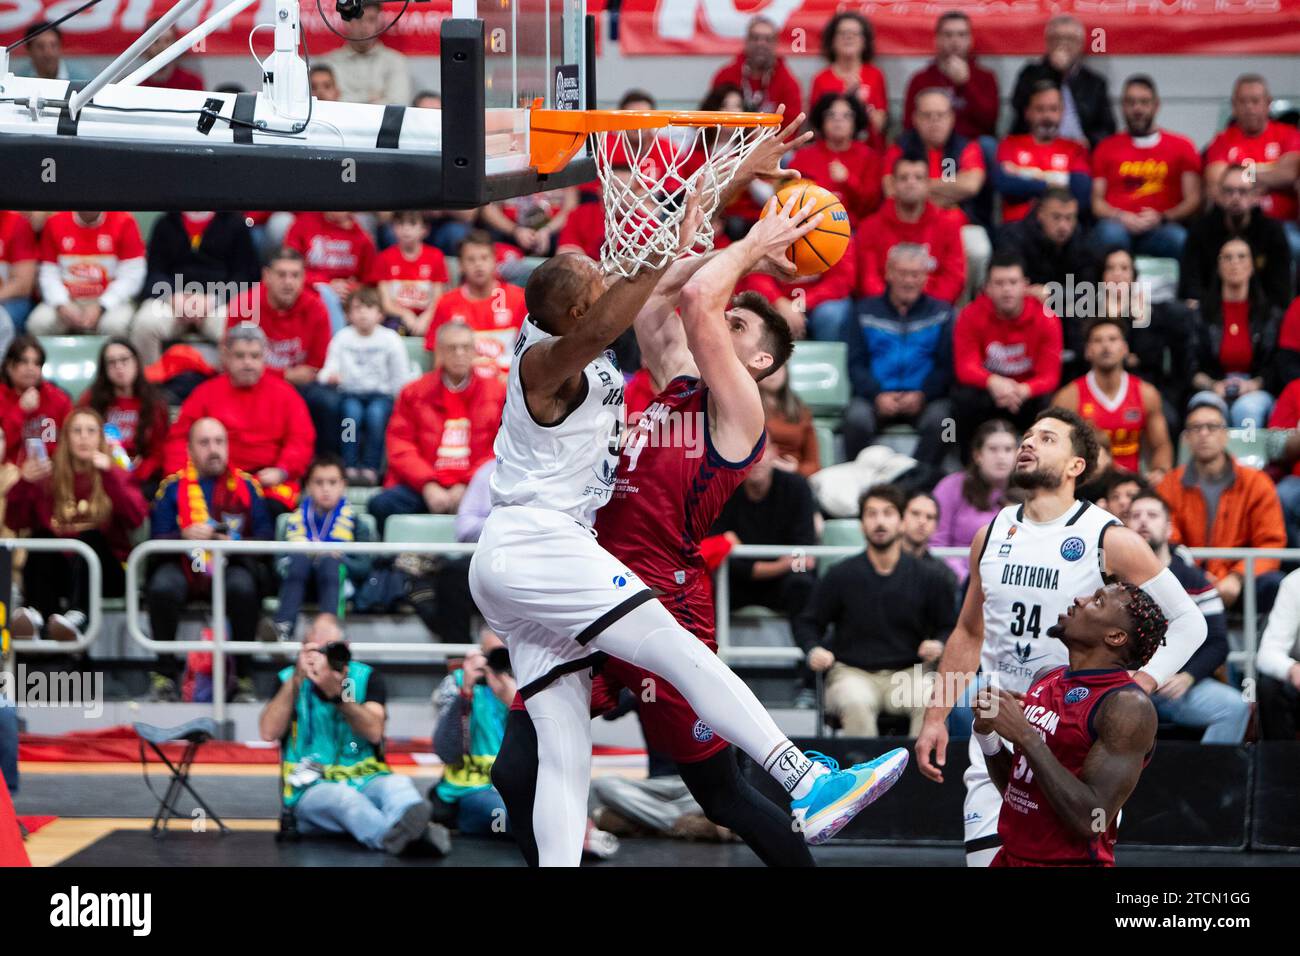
left=762, top=180, right=852, bottom=276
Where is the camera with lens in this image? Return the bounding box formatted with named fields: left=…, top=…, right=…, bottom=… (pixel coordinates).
left=478, top=646, right=512, bottom=684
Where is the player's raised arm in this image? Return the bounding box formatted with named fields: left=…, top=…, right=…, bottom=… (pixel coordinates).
left=675, top=194, right=820, bottom=459
left=632, top=252, right=723, bottom=388
left=916, top=523, right=991, bottom=783
left=1101, top=524, right=1207, bottom=692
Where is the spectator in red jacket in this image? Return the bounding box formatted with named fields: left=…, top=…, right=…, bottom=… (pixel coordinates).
left=285, top=211, right=377, bottom=332
left=29, top=211, right=146, bottom=338
left=808, top=13, right=887, bottom=147
left=79, top=338, right=169, bottom=495
left=7, top=407, right=146, bottom=643
left=1205, top=74, right=1300, bottom=257
left=903, top=12, right=999, bottom=140
left=994, top=80, right=1091, bottom=224
left=137, top=26, right=204, bottom=90
left=737, top=237, right=856, bottom=342
left=0, top=335, right=72, bottom=464
left=1090, top=75, right=1203, bottom=260
left=709, top=16, right=801, bottom=121
left=952, top=252, right=1064, bottom=455
left=424, top=231, right=527, bottom=380
left=368, top=322, right=505, bottom=535
left=857, top=156, right=966, bottom=304
left=224, top=247, right=339, bottom=456
left=165, top=323, right=316, bottom=514
left=0, top=210, right=37, bottom=339
left=791, top=93, right=882, bottom=226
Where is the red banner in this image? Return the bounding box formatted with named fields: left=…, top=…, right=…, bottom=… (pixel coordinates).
left=616, top=0, right=1300, bottom=56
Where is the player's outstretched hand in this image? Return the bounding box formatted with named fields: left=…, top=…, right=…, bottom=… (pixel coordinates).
left=746, top=192, right=822, bottom=273
left=915, top=718, right=949, bottom=783
left=734, top=106, right=814, bottom=187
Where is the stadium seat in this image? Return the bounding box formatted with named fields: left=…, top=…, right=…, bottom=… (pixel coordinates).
left=1177, top=428, right=1288, bottom=469
left=343, top=485, right=382, bottom=512
left=787, top=341, right=849, bottom=417
left=1134, top=256, right=1179, bottom=304
left=383, top=513, right=458, bottom=544
left=814, top=422, right=837, bottom=469
left=274, top=511, right=378, bottom=541
left=40, top=335, right=106, bottom=402
left=820, top=518, right=864, bottom=573
left=402, top=336, right=433, bottom=375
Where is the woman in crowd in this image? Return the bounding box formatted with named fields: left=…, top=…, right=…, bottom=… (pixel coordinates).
left=80, top=337, right=170, bottom=495
left=7, top=408, right=147, bottom=642
left=790, top=92, right=882, bottom=224
left=759, top=364, right=820, bottom=477
left=808, top=12, right=888, bottom=147
left=0, top=335, right=72, bottom=464
left=1189, top=236, right=1286, bottom=428
left=929, top=418, right=1018, bottom=583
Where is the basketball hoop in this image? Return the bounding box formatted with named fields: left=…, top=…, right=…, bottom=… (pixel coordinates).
left=530, top=106, right=783, bottom=277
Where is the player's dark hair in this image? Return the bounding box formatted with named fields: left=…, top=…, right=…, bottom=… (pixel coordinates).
left=525, top=254, right=594, bottom=335
left=1034, top=405, right=1100, bottom=486
left=860, top=483, right=907, bottom=518
left=1083, top=314, right=1129, bottom=344
left=305, top=453, right=347, bottom=484
left=731, top=290, right=793, bottom=381
left=821, top=12, right=875, bottom=64
left=458, top=229, right=496, bottom=257
left=811, top=92, right=868, bottom=139
left=1115, top=581, right=1167, bottom=668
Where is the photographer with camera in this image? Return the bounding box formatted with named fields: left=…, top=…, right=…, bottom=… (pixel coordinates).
left=259, top=614, right=450, bottom=855
left=430, top=630, right=515, bottom=835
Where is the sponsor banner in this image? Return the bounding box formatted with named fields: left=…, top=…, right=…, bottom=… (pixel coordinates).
left=616, top=0, right=1300, bottom=56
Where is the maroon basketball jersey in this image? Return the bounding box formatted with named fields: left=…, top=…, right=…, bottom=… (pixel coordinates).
left=996, top=665, right=1150, bottom=867
left=595, top=376, right=764, bottom=641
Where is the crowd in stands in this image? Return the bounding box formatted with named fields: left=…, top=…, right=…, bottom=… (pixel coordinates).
left=4, top=9, right=1300, bottom=752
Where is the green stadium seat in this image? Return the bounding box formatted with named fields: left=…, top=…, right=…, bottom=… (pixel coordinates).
left=788, top=341, right=849, bottom=417
left=814, top=422, right=836, bottom=470
left=402, top=336, right=432, bottom=375
left=1134, top=256, right=1179, bottom=304
left=39, top=335, right=106, bottom=402
left=1176, top=427, right=1289, bottom=469
left=383, top=513, right=459, bottom=544
left=820, top=517, right=864, bottom=573
left=343, top=485, right=382, bottom=512
left=274, top=511, right=377, bottom=541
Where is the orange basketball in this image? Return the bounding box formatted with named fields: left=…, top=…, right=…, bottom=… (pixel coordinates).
left=763, top=180, right=851, bottom=276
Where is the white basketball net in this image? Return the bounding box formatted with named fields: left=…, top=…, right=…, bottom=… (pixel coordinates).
left=592, top=120, right=779, bottom=277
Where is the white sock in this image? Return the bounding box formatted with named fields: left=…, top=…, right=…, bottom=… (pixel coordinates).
left=763, top=743, right=829, bottom=799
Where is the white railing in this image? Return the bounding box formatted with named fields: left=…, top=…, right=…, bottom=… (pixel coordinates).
left=2, top=537, right=103, bottom=655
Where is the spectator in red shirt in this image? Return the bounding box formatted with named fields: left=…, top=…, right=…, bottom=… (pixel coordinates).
left=994, top=80, right=1091, bottom=224
left=137, top=27, right=204, bottom=91
left=1091, top=75, right=1203, bottom=260
left=29, top=211, right=146, bottom=338
left=1188, top=237, right=1282, bottom=428
left=79, top=338, right=169, bottom=494
left=285, top=210, right=378, bottom=332
left=372, top=210, right=448, bottom=336
left=0, top=335, right=73, bottom=464
left=424, top=231, right=526, bottom=380
left=556, top=197, right=606, bottom=262
left=952, top=252, right=1063, bottom=453
left=165, top=323, right=316, bottom=514
left=709, top=16, right=801, bottom=121
left=224, top=247, right=339, bottom=455
left=857, top=156, right=966, bottom=304
left=368, top=322, right=505, bottom=535
left=791, top=93, right=882, bottom=226
left=903, top=12, right=999, bottom=140
left=478, top=187, right=579, bottom=261
left=808, top=13, right=887, bottom=148
left=884, top=88, right=989, bottom=292
left=1205, top=74, right=1300, bottom=258
left=1267, top=378, right=1300, bottom=545
left=0, top=210, right=37, bottom=340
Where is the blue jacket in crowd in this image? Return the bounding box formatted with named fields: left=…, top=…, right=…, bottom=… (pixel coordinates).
left=842, top=290, right=954, bottom=401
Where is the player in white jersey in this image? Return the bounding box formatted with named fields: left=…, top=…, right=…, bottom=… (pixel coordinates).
left=470, top=117, right=907, bottom=866
left=914, top=406, right=1207, bottom=866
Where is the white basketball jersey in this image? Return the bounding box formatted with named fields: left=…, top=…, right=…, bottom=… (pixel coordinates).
left=978, top=499, right=1119, bottom=694
left=488, top=317, right=625, bottom=526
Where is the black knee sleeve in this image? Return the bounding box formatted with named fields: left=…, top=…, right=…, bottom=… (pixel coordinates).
left=490, top=708, right=541, bottom=867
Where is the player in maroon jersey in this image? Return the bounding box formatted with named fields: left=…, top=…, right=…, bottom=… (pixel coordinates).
left=972, top=580, right=1166, bottom=866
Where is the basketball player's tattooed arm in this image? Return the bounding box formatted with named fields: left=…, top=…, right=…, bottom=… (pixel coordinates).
left=993, top=687, right=1157, bottom=840
left=1100, top=524, right=1207, bottom=693
left=916, top=524, right=991, bottom=783
left=677, top=194, right=822, bottom=460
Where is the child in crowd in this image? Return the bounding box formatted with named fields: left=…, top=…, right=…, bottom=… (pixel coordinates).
left=372, top=211, right=448, bottom=336
left=274, top=455, right=373, bottom=640
left=318, top=287, right=414, bottom=486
